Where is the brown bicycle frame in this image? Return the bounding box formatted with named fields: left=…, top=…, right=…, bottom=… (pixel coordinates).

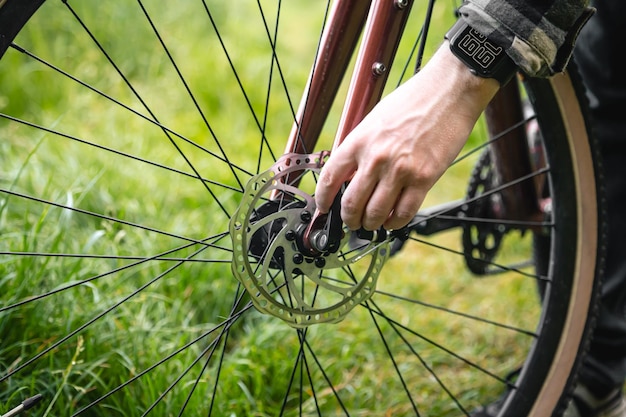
left=283, top=0, right=412, bottom=155
left=282, top=0, right=541, bottom=224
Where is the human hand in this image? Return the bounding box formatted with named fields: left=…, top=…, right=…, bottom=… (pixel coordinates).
left=314, top=44, right=500, bottom=231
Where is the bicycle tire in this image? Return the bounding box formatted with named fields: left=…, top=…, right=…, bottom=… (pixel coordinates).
left=501, top=69, right=603, bottom=417
left=0, top=1, right=602, bottom=416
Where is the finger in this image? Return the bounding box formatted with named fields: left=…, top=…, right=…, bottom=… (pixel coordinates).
left=315, top=148, right=357, bottom=213
left=383, top=187, right=425, bottom=230
left=340, top=169, right=379, bottom=230
left=360, top=181, right=402, bottom=231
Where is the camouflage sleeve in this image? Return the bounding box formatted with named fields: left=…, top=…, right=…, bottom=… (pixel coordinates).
left=458, top=0, right=594, bottom=77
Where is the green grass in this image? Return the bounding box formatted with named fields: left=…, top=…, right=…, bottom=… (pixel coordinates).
left=0, top=1, right=545, bottom=416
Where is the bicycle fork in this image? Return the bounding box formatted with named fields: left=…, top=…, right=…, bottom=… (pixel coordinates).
left=271, top=0, right=548, bottom=269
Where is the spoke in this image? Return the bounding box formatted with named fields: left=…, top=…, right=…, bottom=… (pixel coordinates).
left=365, top=305, right=513, bottom=387
left=382, top=168, right=555, bottom=283
left=293, top=1, right=332, bottom=153
left=0, top=251, right=230, bottom=263
left=206, top=322, right=233, bottom=417
left=414, top=0, right=436, bottom=72
left=338, top=263, right=504, bottom=414
left=426, top=214, right=553, bottom=228
left=319, top=272, right=537, bottom=336
left=457, top=168, right=550, bottom=213
left=74, top=321, right=225, bottom=416
left=255, top=0, right=282, bottom=174
left=136, top=0, right=245, bottom=194
left=330, top=264, right=522, bottom=409
left=141, top=286, right=245, bottom=417
left=388, top=0, right=441, bottom=84
left=299, top=338, right=305, bottom=417
left=327, top=249, right=538, bottom=352
left=139, top=327, right=223, bottom=417
left=340, top=266, right=427, bottom=414
left=406, top=235, right=547, bottom=282
left=0, top=187, right=208, bottom=245
left=369, top=309, right=420, bottom=415
left=175, top=338, right=215, bottom=417
left=452, top=115, right=536, bottom=167
left=291, top=328, right=323, bottom=417
left=200, top=0, right=283, bottom=161
left=374, top=289, right=537, bottom=337
left=365, top=300, right=473, bottom=416
left=0, top=232, right=229, bottom=313
left=300, top=340, right=322, bottom=417
left=253, top=0, right=333, bottom=156
left=302, top=337, right=350, bottom=416
left=0, top=112, right=243, bottom=193
left=1, top=243, right=210, bottom=383
left=72, top=286, right=254, bottom=416
left=6, top=43, right=254, bottom=180
left=61, top=0, right=232, bottom=218
left=405, top=165, right=551, bottom=240
left=207, top=284, right=249, bottom=416
left=395, top=24, right=424, bottom=86
left=279, top=328, right=308, bottom=417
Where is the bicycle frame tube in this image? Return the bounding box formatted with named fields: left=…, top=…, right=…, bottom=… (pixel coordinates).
left=282, top=0, right=369, bottom=155
left=283, top=0, right=413, bottom=156
left=332, top=0, right=413, bottom=147
left=485, top=81, right=541, bottom=222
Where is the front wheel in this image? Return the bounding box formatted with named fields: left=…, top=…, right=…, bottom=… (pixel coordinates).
left=0, top=0, right=602, bottom=415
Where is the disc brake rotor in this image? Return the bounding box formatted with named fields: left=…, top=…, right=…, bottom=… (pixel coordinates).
left=229, top=152, right=389, bottom=328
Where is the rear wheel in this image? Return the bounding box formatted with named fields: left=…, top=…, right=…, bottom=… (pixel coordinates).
left=0, top=0, right=602, bottom=416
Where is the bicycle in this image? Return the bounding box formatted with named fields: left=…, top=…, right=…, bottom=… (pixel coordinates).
left=0, top=0, right=603, bottom=416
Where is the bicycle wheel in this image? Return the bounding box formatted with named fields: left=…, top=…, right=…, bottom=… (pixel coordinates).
left=0, top=1, right=602, bottom=416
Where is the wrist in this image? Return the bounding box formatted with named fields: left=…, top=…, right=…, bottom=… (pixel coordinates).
left=431, top=43, right=501, bottom=113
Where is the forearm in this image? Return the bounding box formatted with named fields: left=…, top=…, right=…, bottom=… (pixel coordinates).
left=404, top=41, right=500, bottom=114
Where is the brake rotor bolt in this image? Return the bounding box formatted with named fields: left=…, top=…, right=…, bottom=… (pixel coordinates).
left=314, top=257, right=326, bottom=268
left=300, top=211, right=312, bottom=222
left=285, top=230, right=296, bottom=241
left=293, top=253, right=304, bottom=264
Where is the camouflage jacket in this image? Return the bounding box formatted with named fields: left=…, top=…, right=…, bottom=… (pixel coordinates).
left=459, top=0, right=595, bottom=76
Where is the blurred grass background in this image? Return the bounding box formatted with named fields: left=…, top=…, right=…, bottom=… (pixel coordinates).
left=0, top=1, right=540, bottom=416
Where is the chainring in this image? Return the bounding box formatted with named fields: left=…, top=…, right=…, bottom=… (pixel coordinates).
left=229, top=152, right=389, bottom=328
left=462, top=149, right=506, bottom=275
